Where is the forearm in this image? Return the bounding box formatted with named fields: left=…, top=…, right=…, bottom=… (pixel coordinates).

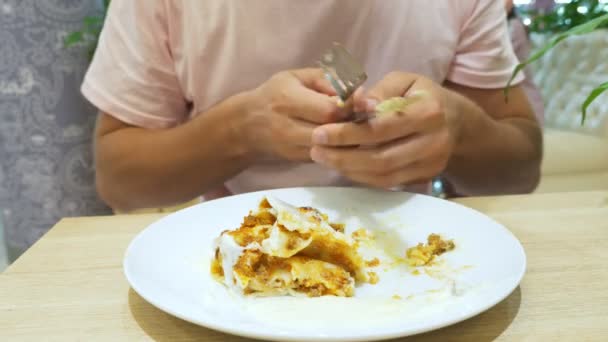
left=95, top=92, right=253, bottom=211
left=442, top=88, right=542, bottom=196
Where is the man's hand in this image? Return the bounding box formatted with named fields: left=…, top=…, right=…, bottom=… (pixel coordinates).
left=94, top=68, right=347, bottom=211
left=240, top=68, right=348, bottom=162
left=309, top=72, right=456, bottom=188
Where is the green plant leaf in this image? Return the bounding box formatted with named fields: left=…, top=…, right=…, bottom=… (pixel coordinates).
left=505, top=12, right=608, bottom=100
left=581, top=81, right=608, bottom=124
left=83, top=15, right=102, bottom=30
left=83, top=15, right=98, bottom=25
left=64, top=31, right=83, bottom=47
left=63, top=0, right=110, bottom=60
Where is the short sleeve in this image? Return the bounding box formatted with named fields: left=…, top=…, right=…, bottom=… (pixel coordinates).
left=446, top=0, right=525, bottom=89
left=81, top=0, right=187, bottom=129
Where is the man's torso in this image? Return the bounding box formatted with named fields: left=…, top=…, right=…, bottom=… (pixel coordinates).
left=164, top=1, right=467, bottom=195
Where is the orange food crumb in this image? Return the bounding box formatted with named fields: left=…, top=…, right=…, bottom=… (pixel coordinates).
left=366, top=258, right=380, bottom=268
left=368, top=272, right=379, bottom=284
left=352, top=228, right=373, bottom=241
left=405, top=234, right=455, bottom=267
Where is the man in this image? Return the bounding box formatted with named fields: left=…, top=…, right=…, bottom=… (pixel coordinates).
left=83, top=0, right=542, bottom=212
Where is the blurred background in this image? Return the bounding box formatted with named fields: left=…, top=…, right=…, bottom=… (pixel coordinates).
left=509, top=0, right=608, bottom=195
left=1, top=0, right=607, bottom=271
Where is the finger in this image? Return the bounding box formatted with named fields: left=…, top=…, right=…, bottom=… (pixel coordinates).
left=282, top=117, right=316, bottom=147
left=310, top=136, right=411, bottom=173
left=290, top=68, right=328, bottom=89
left=353, top=86, right=377, bottom=113
left=339, top=144, right=449, bottom=189
left=314, top=91, right=444, bottom=147
left=364, top=72, right=434, bottom=123
left=282, top=80, right=350, bottom=124
left=291, top=68, right=348, bottom=98
left=312, top=115, right=410, bottom=147
left=282, top=146, right=313, bottom=162
left=311, top=132, right=447, bottom=173
left=366, top=71, right=418, bottom=102
left=311, top=77, right=337, bottom=96
left=344, top=165, right=436, bottom=189
left=312, top=100, right=443, bottom=147
left=328, top=95, right=356, bottom=117
left=290, top=68, right=362, bottom=122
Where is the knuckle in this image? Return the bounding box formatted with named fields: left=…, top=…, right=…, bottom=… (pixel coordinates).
left=414, top=175, right=432, bottom=185
left=367, top=180, right=385, bottom=189
left=435, top=155, right=450, bottom=173
left=371, top=152, right=387, bottom=171
left=331, top=127, right=346, bottom=145
left=363, top=175, right=384, bottom=189
left=274, top=70, right=291, bottom=81
left=433, top=130, right=452, bottom=154
left=285, top=149, right=303, bottom=162
left=270, top=90, right=290, bottom=113
left=387, top=71, right=407, bottom=82
left=426, top=132, right=445, bottom=154
left=422, top=100, right=443, bottom=120
left=321, top=109, right=337, bottom=123
left=267, top=73, right=285, bottom=89
left=375, top=152, right=397, bottom=172
left=438, top=129, right=452, bottom=148
left=369, top=168, right=396, bottom=188
left=298, top=149, right=312, bottom=162
left=428, top=100, right=443, bottom=115
left=423, top=156, right=447, bottom=177
left=421, top=142, right=442, bottom=164
left=328, top=153, right=343, bottom=168
left=388, top=170, right=404, bottom=185
left=274, top=125, right=287, bottom=143
left=379, top=173, right=399, bottom=188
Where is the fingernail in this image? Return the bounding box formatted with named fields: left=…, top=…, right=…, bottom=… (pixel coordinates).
left=365, top=99, right=378, bottom=112
left=312, top=129, right=328, bottom=145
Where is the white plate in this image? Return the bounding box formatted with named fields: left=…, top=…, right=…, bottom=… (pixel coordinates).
left=124, top=187, right=525, bottom=342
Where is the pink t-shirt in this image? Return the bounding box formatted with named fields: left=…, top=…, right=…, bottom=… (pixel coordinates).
left=82, top=0, right=523, bottom=199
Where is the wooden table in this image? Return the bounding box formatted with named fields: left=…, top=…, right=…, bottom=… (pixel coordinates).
left=1, top=191, right=607, bottom=341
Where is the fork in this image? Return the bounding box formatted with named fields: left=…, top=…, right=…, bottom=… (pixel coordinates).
left=318, top=43, right=369, bottom=122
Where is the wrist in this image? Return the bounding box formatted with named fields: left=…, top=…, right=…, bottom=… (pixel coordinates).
left=192, top=90, right=257, bottom=167
left=227, top=89, right=261, bottom=164
left=440, top=86, right=464, bottom=151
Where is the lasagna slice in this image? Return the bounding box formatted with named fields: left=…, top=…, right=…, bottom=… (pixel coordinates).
left=210, top=196, right=370, bottom=297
